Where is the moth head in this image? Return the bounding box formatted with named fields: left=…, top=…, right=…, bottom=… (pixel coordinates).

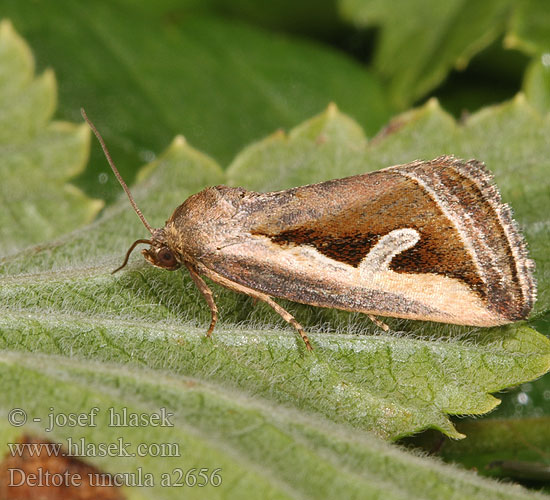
left=81, top=108, right=181, bottom=274
left=141, top=231, right=181, bottom=271
left=109, top=232, right=181, bottom=274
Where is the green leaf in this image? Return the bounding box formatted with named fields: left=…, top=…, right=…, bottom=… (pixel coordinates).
left=338, top=0, right=515, bottom=108
left=227, top=102, right=368, bottom=191
left=0, top=0, right=391, bottom=203
left=0, top=20, right=102, bottom=257
left=115, top=0, right=346, bottom=38
left=2, top=352, right=545, bottom=500
left=506, top=0, right=550, bottom=55
left=523, top=58, right=550, bottom=115
left=507, top=0, right=550, bottom=116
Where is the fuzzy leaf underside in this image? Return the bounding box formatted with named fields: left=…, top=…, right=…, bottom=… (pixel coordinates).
left=2, top=350, right=546, bottom=500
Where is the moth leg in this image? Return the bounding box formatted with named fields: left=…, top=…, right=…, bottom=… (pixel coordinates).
left=259, top=295, right=312, bottom=351
left=367, top=314, right=389, bottom=332
left=185, top=263, right=218, bottom=337
left=193, top=264, right=313, bottom=350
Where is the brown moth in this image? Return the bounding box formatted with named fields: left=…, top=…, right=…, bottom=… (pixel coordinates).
left=82, top=109, right=536, bottom=351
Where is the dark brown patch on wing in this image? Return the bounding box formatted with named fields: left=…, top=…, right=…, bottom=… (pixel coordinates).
left=390, top=227, right=486, bottom=296
left=252, top=171, right=487, bottom=299
left=268, top=228, right=380, bottom=267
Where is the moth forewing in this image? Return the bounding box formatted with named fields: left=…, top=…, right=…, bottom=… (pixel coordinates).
left=184, top=156, right=535, bottom=330
left=84, top=107, right=536, bottom=351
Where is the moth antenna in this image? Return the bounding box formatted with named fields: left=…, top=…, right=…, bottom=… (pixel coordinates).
left=81, top=108, right=154, bottom=235
left=112, top=239, right=153, bottom=274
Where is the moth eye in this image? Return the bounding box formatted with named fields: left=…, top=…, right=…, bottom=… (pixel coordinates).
left=158, top=248, right=177, bottom=267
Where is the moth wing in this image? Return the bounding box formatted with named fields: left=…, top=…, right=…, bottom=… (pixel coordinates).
left=201, top=157, right=535, bottom=326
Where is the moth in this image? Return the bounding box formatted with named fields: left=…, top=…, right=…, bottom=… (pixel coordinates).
left=82, top=109, right=536, bottom=351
